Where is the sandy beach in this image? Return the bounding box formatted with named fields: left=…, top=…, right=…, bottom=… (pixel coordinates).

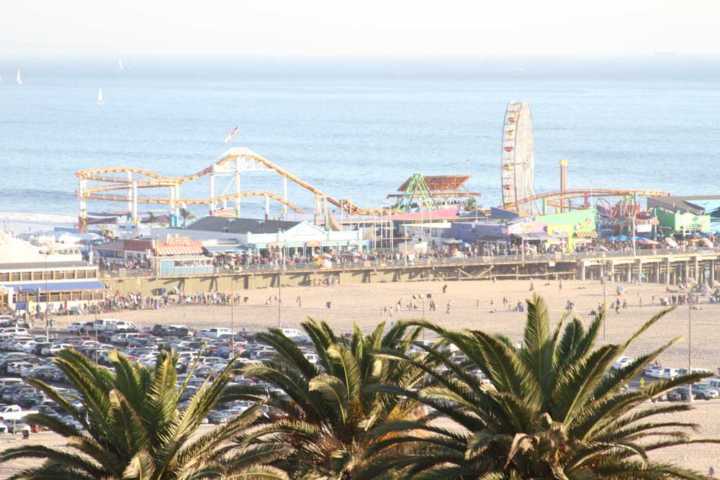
left=10, top=279, right=720, bottom=475
left=65, top=279, right=720, bottom=371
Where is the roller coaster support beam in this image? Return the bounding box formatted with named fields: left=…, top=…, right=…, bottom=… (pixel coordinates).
left=235, top=157, right=242, bottom=218
left=559, top=159, right=568, bottom=212
left=313, top=195, right=321, bottom=225
left=209, top=174, right=216, bottom=215
left=169, top=185, right=175, bottom=216
left=283, top=177, right=288, bottom=219
left=127, top=172, right=133, bottom=219
left=323, top=196, right=329, bottom=227
left=131, top=181, right=139, bottom=226
left=78, top=179, right=88, bottom=232
left=175, top=185, right=181, bottom=217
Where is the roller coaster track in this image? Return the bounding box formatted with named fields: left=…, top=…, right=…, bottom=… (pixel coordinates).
left=76, top=148, right=390, bottom=217
left=204, top=149, right=389, bottom=216
left=510, top=188, right=671, bottom=210
left=86, top=191, right=304, bottom=213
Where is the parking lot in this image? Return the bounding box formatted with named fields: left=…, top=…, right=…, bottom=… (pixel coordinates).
left=0, top=316, right=321, bottom=436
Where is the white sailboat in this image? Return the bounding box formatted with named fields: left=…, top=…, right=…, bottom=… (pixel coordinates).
left=97, top=88, right=104, bottom=105
left=16, top=68, right=23, bottom=85
left=117, top=58, right=125, bottom=72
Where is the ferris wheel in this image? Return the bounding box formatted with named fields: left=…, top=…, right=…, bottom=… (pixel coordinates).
left=501, top=102, right=535, bottom=216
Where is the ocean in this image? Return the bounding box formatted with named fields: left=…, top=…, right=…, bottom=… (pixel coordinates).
left=1, top=59, right=719, bottom=223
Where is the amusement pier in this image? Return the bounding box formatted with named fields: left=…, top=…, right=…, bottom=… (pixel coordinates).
left=2, top=102, right=720, bottom=311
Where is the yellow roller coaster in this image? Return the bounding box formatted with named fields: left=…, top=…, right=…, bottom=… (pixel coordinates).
left=76, top=147, right=389, bottom=230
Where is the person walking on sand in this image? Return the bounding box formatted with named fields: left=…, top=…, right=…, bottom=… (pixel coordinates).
left=442, top=284, right=448, bottom=294
left=446, top=301, right=451, bottom=314
left=296, top=296, right=302, bottom=308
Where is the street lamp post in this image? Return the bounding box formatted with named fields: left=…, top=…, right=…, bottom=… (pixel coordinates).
left=44, top=251, right=49, bottom=342
left=277, top=234, right=285, bottom=327
left=230, top=298, right=235, bottom=355
left=602, top=274, right=607, bottom=341
left=688, top=299, right=693, bottom=403
left=631, top=193, right=638, bottom=259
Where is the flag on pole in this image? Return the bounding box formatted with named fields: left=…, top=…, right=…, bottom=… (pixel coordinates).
left=224, top=127, right=240, bottom=144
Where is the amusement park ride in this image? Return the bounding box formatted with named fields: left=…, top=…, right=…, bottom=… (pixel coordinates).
left=75, top=102, right=672, bottom=232
left=387, top=174, right=478, bottom=212
left=75, top=147, right=389, bottom=231
left=500, top=101, right=670, bottom=217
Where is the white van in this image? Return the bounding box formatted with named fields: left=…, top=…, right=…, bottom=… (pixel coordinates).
left=91, top=319, right=120, bottom=332
left=199, top=328, right=232, bottom=339
left=108, top=321, right=137, bottom=332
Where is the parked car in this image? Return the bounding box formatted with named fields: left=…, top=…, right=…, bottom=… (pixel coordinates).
left=692, top=383, right=719, bottom=400
left=199, top=328, right=232, bottom=339
left=612, top=355, right=634, bottom=370
left=280, top=328, right=310, bottom=343
left=0, top=377, right=24, bottom=388
left=110, top=321, right=137, bottom=333
left=644, top=367, right=679, bottom=380
left=207, top=410, right=232, bottom=424
left=7, top=361, right=36, bottom=377
left=152, top=324, right=192, bottom=337
left=28, top=365, right=65, bottom=383
left=0, top=404, right=38, bottom=422
left=110, top=332, right=143, bottom=345
left=47, top=344, right=75, bottom=356
left=34, top=342, right=52, bottom=356
left=667, top=388, right=691, bottom=402
left=706, top=378, right=720, bottom=391
left=13, top=387, right=44, bottom=408
left=1, top=384, right=26, bottom=403
left=66, top=322, right=85, bottom=334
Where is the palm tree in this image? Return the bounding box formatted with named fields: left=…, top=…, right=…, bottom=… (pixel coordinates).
left=0, top=349, right=287, bottom=480
left=369, top=295, right=719, bottom=479
left=227, top=319, right=424, bottom=479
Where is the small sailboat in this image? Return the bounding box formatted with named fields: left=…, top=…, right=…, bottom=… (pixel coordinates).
left=97, top=88, right=104, bottom=105
left=16, top=68, right=22, bottom=85
left=117, top=58, right=125, bottom=72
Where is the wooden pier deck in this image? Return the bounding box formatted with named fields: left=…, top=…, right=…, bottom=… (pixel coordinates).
left=103, top=249, right=720, bottom=296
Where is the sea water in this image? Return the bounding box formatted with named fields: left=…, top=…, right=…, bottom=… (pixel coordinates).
left=1, top=60, right=719, bottom=222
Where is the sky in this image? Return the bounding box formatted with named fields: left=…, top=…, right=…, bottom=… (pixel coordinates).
left=1, top=0, right=719, bottom=59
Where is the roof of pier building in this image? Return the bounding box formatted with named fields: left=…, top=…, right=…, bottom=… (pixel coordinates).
left=186, top=217, right=301, bottom=235
left=397, top=175, right=470, bottom=193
